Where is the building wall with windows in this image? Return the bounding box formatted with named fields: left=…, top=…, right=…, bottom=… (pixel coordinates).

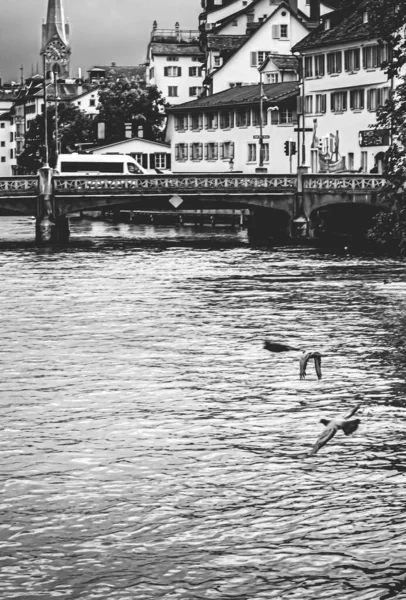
left=293, top=6, right=393, bottom=173
left=0, top=113, right=17, bottom=176
left=71, top=88, right=100, bottom=116
left=148, top=53, right=204, bottom=104
left=208, top=6, right=310, bottom=93
left=166, top=82, right=300, bottom=174
left=90, top=137, right=172, bottom=171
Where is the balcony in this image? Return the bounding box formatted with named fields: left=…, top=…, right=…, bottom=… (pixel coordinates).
left=151, top=29, right=200, bottom=44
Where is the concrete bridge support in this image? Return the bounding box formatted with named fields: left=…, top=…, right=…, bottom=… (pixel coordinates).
left=36, top=166, right=70, bottom=244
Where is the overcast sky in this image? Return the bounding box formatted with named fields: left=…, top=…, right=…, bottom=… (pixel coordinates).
left=0, top=0, right=201, bottom=82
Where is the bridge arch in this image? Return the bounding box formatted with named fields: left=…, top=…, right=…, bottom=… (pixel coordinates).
left=308, top=201, right=387, bottom=241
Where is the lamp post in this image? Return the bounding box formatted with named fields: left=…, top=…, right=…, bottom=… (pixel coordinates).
left=259, top=69, right=265, bottom=168
left=293, top=52, right=306, bottom=167
left=42, top=53, right=49, bottom=166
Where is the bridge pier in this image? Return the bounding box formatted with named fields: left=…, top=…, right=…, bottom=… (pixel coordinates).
left=36, top=166, right=69, bottom=244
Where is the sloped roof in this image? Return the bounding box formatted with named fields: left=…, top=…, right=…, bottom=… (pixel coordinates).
left=149, top=43, right=203, bottom=56
left=260, top=53, right=299, bottom=72
left=88, top=137, right=170, bottom=152
left=292, top=0, right=377, bottom=52
left=167, top=81, right=299, bottom=111
left=207, top=34, right=249, bottom=51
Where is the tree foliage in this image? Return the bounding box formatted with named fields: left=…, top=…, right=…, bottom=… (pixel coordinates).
left=96, top=78, right=167, bottom=145
left=18, top=103, right=96, bottom=172
left=365, top=0, right=406, bottom=252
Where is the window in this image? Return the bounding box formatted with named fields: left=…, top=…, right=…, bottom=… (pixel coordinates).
left=247, top=143, right=257, bottom=162
left=1, top=157, right=5, bottom=162
left=205, top=142, right=218, bottom=160
left=315, top=94, right=326, bottom=113
left=252, top=108, right=261, bottom=126
left=189, top=87, right=203, bottom=96
left=10, top=149, right=14, bottom=159
left=350, top=89, right=365, bottom=110
left=0, top=123, right=5, bottom=128
left=363, top=11, right=368, bottom=24
left=206, top=112, right=218, bottom=129
left=132, top=153, right=143, bottom=164
left=191, top=113, right=203, bottom=130
left=367, top=87, right=390, bottom=111
left=305, top=56, right=313, bottom=78
left=214, top=0, right=222, bottom=4
left=279, top=108, right=293, bottom=124
left=175, top=143, right=188, bottom=161
left=236, top=109, right=250, bottom=127
left=89, top=98, right=96, bottom=107
left=166, top=56, right=179, bottom=61
left=220, top=141, right=235, bottom=160
left=262, top=143, right=269, bottom=162
left=344, top=48, right=360, bottom=72
left=168, top=86, right=178, bottom=97
left=363, top=44, right=388, bottom=69
left=331, top=91, right=347, bottom=112
left=305, top=95, right=313, bottom=114
left=191, top=142, right=203, bottom=160
left=189, top=67, right=202, bottom=77
left=348, top=153, right=354, bottom=170
left=232, top=19, right=238, bottom=26
left=272, top=24, right=289, bottom=39
left=361, top=151, right=368, bottom=172
left=0, top=142, right=5, bottom=147
left=314, top=54, right=325, bottom=77
left=175, top=114, right=188, bottom=130
left=191, top=57, right=200, bottom=62
left=154, top=154, right=167, bottom=169
left=327, top=52, right=342, bottom=74
left=324, top=18, right=331, bottom=30
left=266, top=73, right=279, bottom=83
left=214, top=56, right=221, bottom=67
left=250, top=51, right=269, bottom=67
left=164, top=66, right=182, bottom=77
left=220, top=111, right=233, bottom=129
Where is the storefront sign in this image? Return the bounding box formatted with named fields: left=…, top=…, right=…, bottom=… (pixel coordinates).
left=358, top=129, right=390, bottom=147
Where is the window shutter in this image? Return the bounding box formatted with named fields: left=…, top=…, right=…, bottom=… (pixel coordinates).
left=344, top=50, right=350, bottom=72
left=230, top=142, right=235, bottom=159
left=297, top=96, right=303, bottom=115
left=184, top=145, right=188, bottom=160
left=272, top=25, right=279, bottom=38
left=271, top=110, right=279, bottom=124
left=362, top=48, right=367, bottom=69
left=198, top=143, right=203, bottom=160
left=220, top=143, right=224, bottom=159
left=189, top=67, right=193, bottom=76
left=367, top=89, right=371, bottom=110
left=150, top=154, right=155, bottom=169
left=337, top=52, right=342, bottom=73
left=377, top=88, right=382, bottom=107
left=189, top=87, right=193, bottom=96
left=214, top=113, right=218, bottom=128
left=321, top=94, right=326, bottom=113
left=360, top=90, right=364, bottom=109
left=343, top=91, right=347, bottom=110
left=164, top=67, right=169, bottom=76
left=175, top=145, right=180, bottom=161
left=331, top=93, right=335, bottom=112
left=214, top=143, right=218, bottom=160
left=246, top=110, right=251, bottom=126
left=199, top=114, right=203, bottom=129
left=142, top=153, right=149, bottom=169
left=250, top=52, right=257, bottom=67
left=204, top=143, right=208, bottom=160
left=166, top=154, right=171, bottom=170
left=190, top=143, right=194, bottom=159
left=177, top=67, right=182, bottom=77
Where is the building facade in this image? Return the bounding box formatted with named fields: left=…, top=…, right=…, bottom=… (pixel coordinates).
left=146, top=23, right=205, bottom=105
left=292, top=0, right=393, bottom=174
left=166, top=81, right=299, bottom=173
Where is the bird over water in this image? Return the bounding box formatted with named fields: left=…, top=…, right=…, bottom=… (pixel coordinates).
left=263, top=340, right=322, bottom=380
left=309, top=403, right=362, bottom=456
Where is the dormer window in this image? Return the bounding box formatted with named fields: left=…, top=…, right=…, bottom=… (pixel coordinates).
left=363, top=11, right=369, bottom=23
left=324, top=18, right=331, bottom=30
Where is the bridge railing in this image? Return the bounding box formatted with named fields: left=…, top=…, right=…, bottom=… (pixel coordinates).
left=304, top=174, right=386, bottom=190
left=0, top=176, right=39, bottom=196
left=53, top=173, right=298, bottom=194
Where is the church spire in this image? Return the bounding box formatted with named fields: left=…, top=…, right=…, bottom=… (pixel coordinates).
left=41, top=0, right=71, bottom=79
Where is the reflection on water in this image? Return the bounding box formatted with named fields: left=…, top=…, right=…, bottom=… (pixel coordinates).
left=1, top=217, right=406, bottom=600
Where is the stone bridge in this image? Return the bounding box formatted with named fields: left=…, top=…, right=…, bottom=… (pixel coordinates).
left=0, top=168, right=387, bottom=242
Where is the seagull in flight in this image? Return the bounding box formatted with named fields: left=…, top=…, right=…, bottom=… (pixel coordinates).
left=309, top=403, right=361, bottom=456
left=263, top=340, right=322, bottom=380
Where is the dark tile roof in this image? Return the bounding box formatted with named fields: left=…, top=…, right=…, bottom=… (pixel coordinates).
left=207, top=34, right=249, bottom=51
left=261, top=53, right=299, bottom=71
left=292, top=0, right=377, bottom=52
left=0, top=111, right=13, bottom=120
left=88, top=65, right=147, bottom=79
left=149, top=43, right=203, bottom=57
left=167, top=81, right=299, bottom=111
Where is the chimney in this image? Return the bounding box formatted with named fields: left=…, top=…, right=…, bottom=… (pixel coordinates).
left=289, top=0, right=298, bottom=14
left=310, top=0, right=320, bottom=22
left=78, top=67, right=82, bottom=80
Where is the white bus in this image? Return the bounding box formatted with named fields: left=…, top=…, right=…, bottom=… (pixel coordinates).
left=55, top=153, right=154, bottom=175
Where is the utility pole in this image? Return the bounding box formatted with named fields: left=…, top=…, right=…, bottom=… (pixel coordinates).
left=42, top=53, right=49, bottom=166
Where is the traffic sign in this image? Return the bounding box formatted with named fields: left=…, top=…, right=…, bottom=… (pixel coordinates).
left=253, top=134, right=270, bottom=139
left=293, top=128, right=313, bottom=132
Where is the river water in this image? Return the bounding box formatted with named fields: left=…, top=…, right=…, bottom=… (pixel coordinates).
left=1, top=217, right=406, bottom=600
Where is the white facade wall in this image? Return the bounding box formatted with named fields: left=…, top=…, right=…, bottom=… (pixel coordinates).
left=0, top=116, right=17, bottom=176
left=71, top=89, right=100, bottom=116
left=91, top=137, right=172, bottom=170
left=299, top=41, right=392, bottom=173
left=205, top=0, right=254, bottom=27
left=211, top=10, right=310, bottom=92
left=149, top=54, right=204, bottom=105
left=166, top=105, right=298, bottom=174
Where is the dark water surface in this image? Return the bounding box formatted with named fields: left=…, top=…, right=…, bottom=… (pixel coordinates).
left=1, top=217, right=406, bottom=600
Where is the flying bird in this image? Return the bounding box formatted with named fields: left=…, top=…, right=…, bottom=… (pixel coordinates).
left=309, top=403, right=361, bottom=456
left=264, top=340, right=322, bottom=380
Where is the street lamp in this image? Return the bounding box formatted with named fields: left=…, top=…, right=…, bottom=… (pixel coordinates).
left=255, top=68, right=269, bottom=173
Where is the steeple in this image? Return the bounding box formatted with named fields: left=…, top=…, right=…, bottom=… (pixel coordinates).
left=41, top=0, right=71, bottom=79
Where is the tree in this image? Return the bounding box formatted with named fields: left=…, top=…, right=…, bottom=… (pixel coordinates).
left=365, top=0, right=406, bottom=252
left=95, top=77, right=167, bottom=145
left=18, top=103, right=96, bottom=172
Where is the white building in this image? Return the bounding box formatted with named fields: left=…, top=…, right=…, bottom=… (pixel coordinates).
left=166, top=81, right=299, bottom=174
left=292, top=0, right=393, bottom=173
left=0, top=111, right=16, bottom=176
left=146, top=23, right=205, bottom=105
left=90, top=137, right=172, bottom=171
